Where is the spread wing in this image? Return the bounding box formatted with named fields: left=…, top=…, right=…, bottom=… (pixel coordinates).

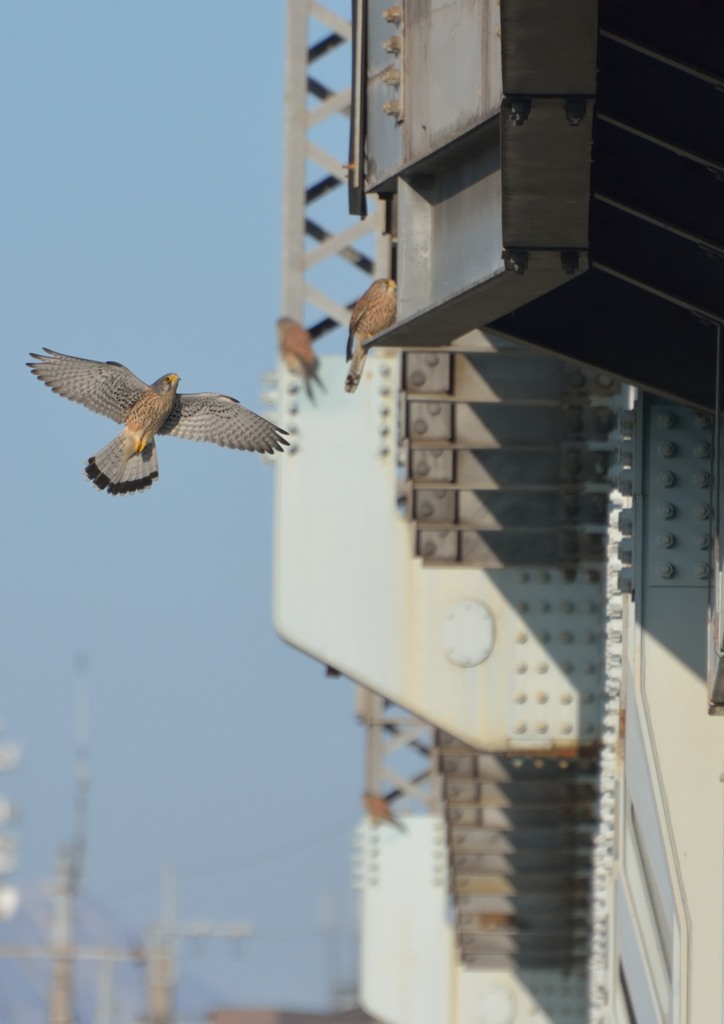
left=159, top=393, right=289, bottom=454
left=27, top=348, right=148, bottom=423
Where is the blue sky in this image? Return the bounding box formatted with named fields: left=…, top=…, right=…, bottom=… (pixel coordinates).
left=0, top=1, right=364, bottom=1014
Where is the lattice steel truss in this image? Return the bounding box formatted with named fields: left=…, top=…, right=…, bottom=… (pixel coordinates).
left=279, top=0, right=433, bottom=828
left=357, top=689, right=437, bottom=815
left=280, top=0, right=390, bottom=333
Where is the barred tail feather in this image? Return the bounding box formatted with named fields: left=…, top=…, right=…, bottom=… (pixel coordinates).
left=344, top=347, right=367, bottom=393
left=85, top=434, right=159, bottom=495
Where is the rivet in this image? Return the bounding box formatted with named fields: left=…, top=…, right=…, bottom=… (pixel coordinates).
left=658, top=532, right=675, bottom=548
left=514, top=723, right=527, bottom=734
left=561, top=723, right=573, bottom=735
left=560, top=693, right=573, bottom=705
left=561, top=601, right=574, bottom=614
left=696, top=563, right=710, bottom=580
left=513, top=692, right=527, bottom=704
left=695, top=443, right=711, bottom=459
left=659, top=471, right=676, bottom=487
left=519, top=571, right=530, bottom=583
left=659, top=562, right=675, bottom=578
left=413, top=419, right=427, bottom=434
left=421, top=541, right=436, bottom=557
left=517, top=601, right=529, bottom=612
left=416, top=461, right=429, bottom=476
left=428, top=403, right=441, bottom=415
left=514, top=631, right=528, bottom=644
left=419, top=502, right=433, bottom=518
left=409, top=370, right=425, bottom=388
left=536, top=692, right=549, bottom=704
left=535, top=723, right=549, bottom=735
left=533, top=759, right=545, bottom=769
left=424, top=354, right=439, bottom=367
left=695, top=504, right=711, bottom=520
left=540, top=631, right=551, bottom=643
left=515, top=663, right=528, bottom=674
left=695, top=533, right=710, bottom=550
left=694, top=472, right=710, bottom=487
left=537, top=571, right=551, bottom=583
left=598, top=374, right=614, bottom=388
left=658, top=441, right=676, bottom=457
left=562, top=662, right=574, bottom=674
left=539, top=601, right=551, bottom=613
left=379, top=385, right=391, bottom=396
left=583, top=632, right=598, bottom=645
left=695, top=413, right=712, bottom=429
left=659, top=503, right=676, bottom=519
left=658, top=412, right=676, bottom=428
left=560, top=632, right=574, bottom=645
left=379, top=446, right=390, bottom=457
left=537, top=663, right=549, bottom=674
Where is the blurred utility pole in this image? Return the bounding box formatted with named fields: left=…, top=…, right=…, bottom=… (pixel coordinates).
left=0, top=852, right=144, bottom=1023
left=48, top=849, right=75, bottom=1024
left=142, top=866, right=252, bottom=1024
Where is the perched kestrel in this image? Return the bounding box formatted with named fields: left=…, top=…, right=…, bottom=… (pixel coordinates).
left=277, top=317, right=325, bottom=402
left=363, top=791, right=406, bottom=832
left=345, top=278, right=397, bottom=393
left=27, top=348, right=289, bottom=495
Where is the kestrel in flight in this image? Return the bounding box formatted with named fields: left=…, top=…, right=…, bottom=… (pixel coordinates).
left=277, top=317, right=325, bottom=402
left=363, top=791, right=406, bottom=832
left=345, top=278, right=397, bottom=393
left=27, top=348, right=289, bottom=495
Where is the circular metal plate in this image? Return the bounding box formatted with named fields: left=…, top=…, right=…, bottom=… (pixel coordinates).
left=442, top=601, right=495, bottom=667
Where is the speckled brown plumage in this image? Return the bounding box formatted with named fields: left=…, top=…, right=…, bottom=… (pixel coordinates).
left=345, top=278, right=397, bottom=393
left=27, top=348, right=289, bottom=495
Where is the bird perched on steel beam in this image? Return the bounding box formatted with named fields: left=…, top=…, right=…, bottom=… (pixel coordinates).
left=27, top=348, right=289, bottom=495
left=363, top=790, right=406, bottom=831
left=345, top=278, right=397, bottom=393
left=277, top=316, right=325, bottom=402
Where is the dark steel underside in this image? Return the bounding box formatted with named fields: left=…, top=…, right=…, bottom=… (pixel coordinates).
left=493, top=0, right=724, bottom=410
